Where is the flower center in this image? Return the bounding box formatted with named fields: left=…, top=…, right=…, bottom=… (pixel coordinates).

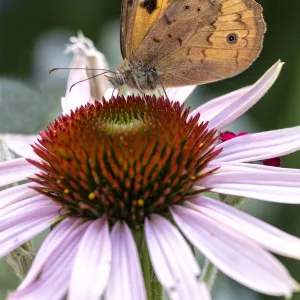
left=29, top=96, right=220, bottom=227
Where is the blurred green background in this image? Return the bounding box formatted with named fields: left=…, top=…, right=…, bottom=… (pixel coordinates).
left=0, top=0, right=300, bottom=299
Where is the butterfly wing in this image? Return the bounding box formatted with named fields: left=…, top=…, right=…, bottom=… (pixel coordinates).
left=133, top=0, right=266, bottom=87
left=120, top=0, right=173, bottom=59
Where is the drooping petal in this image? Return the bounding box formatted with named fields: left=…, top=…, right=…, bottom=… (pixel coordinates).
left=188, top=86, right=249, bottom=122
left=0, top=158, right=37, bottom=187
left=186, top=196, right=300, bottom=259
left=171, top=205, right=298, bottom=296
left=61, top=66, right=92, bottom=115
left=0, top=183, right=39, bottom=209
left=0, top=133, right=39, bottom=159
left=0, top=195, right=55, bottom=221
left=145, top=214, right=210, bottom=300
left=198, top=169, right=300, bottom=203
left=68, top=32, right=111, bottom=99
left=214, top=126, right=300, bottom=163
left=166, top=86, right=197, bottom=104
left=18, top=218, right=83, bottom=289
left=207, top=61, right=283, bottom=131
left=105, top=221, right=146, bottom=300
left=62, top=32, right=112, bottom=114
left=10, top=219, right=90, bottom=300
left=68, top=218, right=111, bottom=300
left=9, top=253, right=73, bottom=300
left=0, top=199, right=59, bottom=257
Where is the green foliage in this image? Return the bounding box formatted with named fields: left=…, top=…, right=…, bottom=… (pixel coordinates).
left=0, top=79, right=59, bottom=133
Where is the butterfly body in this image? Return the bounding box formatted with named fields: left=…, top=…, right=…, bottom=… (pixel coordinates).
left=113, top=0, right=266, bottom=92
left=112, top=59, right=162, bottom=91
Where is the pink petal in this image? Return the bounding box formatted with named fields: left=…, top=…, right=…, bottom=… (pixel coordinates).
left=0, top=195, right=55, bottom=222
left=171, top=205, right=298, bottom=296
left=105, top=221, right=146, bottom=300
left=188, top=86, right=249, bottom=122
left=18, top=218, right=83, bottom=289
left=145, top=214, right=210, bottom=300
left=209, top=162, right=300, bottom=174
left=0, top=183, right=39, bottom=209
left=166, top=86, right=197, bottom=104
left=214, top=125, right=300, bottom=163
left=10, top=254, right=73, bottom=300
left=186, top=196, right=300, bottom=259
left=0, top=133, right=39, bottom=159
left=68, top=218, right=111, bottom=300
left=0, top=202, right=59, bottom=257
left=0, top=158, right=37, bottom=187
left=207, top=61, right=283, bottom=131
left=198, top=169, right=300, bottom=203
left=10, top=219, right=90, bottom=300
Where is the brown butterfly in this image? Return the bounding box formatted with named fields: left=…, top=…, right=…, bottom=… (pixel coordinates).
left=109, top=0, right=266, bottom=93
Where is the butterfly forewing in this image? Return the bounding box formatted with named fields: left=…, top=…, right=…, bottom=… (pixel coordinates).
left=132, top=0, right=266, bottom=87
left=120, top=0, right=173, bottom=59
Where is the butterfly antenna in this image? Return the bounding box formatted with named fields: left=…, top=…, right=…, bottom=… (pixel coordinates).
left=49, top=67, right=116, bottom=75
left=69, top=71, right=111, bottom=92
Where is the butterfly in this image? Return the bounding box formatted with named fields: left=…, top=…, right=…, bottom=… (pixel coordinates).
left=109, top=0, right=266, bottom=93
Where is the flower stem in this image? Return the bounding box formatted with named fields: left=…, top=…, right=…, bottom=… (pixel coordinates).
left=201, top=259, right=218, bottom=290
left=134, top=229, right=162, bottom=300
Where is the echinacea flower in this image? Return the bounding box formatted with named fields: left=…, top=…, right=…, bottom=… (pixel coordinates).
left=1, top=34, right=300, bottom=300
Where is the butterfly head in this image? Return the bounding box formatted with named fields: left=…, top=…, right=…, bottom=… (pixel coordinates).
left=108, top=70, right=125, bottom=89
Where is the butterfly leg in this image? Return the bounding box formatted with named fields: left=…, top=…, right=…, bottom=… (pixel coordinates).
left=158, top=78, right=169, bottom=101
left=111, top=87, right=116, bottom=98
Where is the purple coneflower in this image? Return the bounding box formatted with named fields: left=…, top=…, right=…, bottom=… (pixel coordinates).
left=1, top=34, right=300, bottom=300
